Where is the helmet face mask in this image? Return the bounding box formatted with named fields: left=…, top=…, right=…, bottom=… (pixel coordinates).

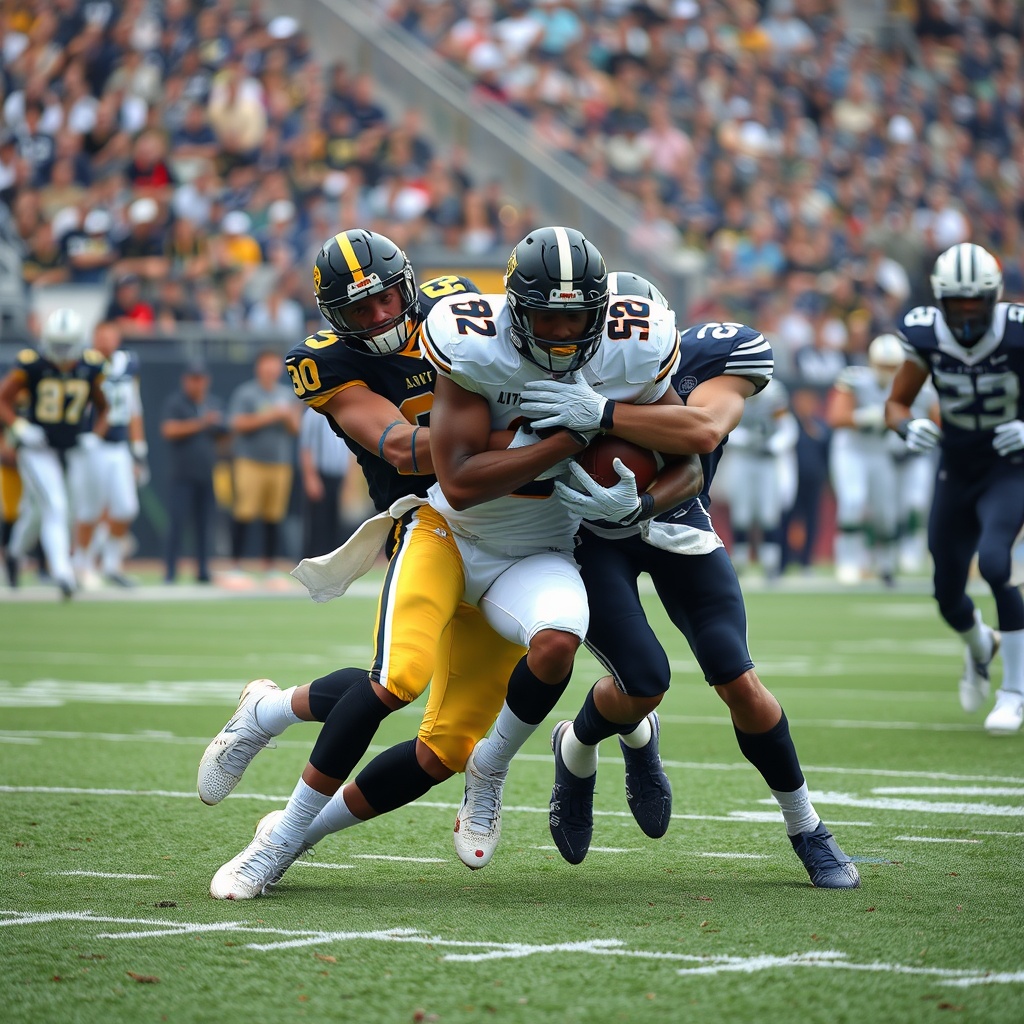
left=40, top=308, right=86, bottom=366
left=313, top=230, right=420, bottom=356
left=504, top=226, right=608, bottom=375
left=930, top=242, right=1003, bottom=347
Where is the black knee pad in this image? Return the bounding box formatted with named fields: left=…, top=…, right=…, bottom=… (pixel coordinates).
left=308, top=667, right=369, bottom=721
left=355, top=739, right=439, bottom=814
left=308, top=675, right=393, bottom=781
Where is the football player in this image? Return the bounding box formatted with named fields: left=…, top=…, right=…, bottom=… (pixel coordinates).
left=0, top=308, right=108, bottom=598
left=207, top=227, right=700, bottom=898
left=68, top=320, right=148, bottom=587
left=826, top=333, right=938, bottom=585
left=717, top=375, right=797, bottom=579
left=517, top=275, right=860, bottom=888
left=886, top=242, right=1024, bottom=735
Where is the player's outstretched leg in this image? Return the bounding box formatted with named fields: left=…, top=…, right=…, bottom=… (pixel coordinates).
left=198, top=679, right=282, bottom=804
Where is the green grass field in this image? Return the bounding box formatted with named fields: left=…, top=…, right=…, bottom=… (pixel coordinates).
left=2, top=576, right=1022, bottom=1024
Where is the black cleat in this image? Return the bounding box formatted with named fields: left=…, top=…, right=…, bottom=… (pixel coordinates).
left=790, top=822, right=860, bottom=888
left=619, top=711, right=672, bottom=839
left=549, top=721, right=596, bottom=865
left=104, top=572, right=135, bottom=588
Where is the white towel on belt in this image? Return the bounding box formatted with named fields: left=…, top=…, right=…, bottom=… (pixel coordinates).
left=290, top=494, right=426, bottom=603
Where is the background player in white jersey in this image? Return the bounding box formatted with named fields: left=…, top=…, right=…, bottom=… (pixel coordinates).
left=827, top=334, right=939, bottom=585
left=68, top=320, right=148, bottom=587
left=0, top=309, right=108, bottom=598
left=886, top=242, right=1024, bottom=735
left=716, top=376, right=797, bottom=578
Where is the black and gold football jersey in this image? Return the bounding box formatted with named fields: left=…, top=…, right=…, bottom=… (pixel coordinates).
left=11, top=347, right=106, bottom=450
left=285, top=275, right=478, bottom=511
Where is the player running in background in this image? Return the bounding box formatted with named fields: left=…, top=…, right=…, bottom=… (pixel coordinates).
left=69, top=320, right=149, bottom=588
left=826, top=333, right=939, bottom=586
left=886, top=242, right=1024, bottom=735
left=518, top=274, right=860, bottom=888
left=0, top=309, right=108, bottom=599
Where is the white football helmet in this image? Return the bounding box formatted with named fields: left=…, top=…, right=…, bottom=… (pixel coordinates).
left=867, top=333, right=905, bottom=388
left=608, top=271, right=669, bottom=309
left=930, top=242, right=1003, bottom=346
left=40, top=308, right=86, bottom=365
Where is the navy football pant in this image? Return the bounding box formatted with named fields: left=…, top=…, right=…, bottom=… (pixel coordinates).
left=929, top=460, right=1024, bottom=633
left=576, top=531, right=754, bottom=697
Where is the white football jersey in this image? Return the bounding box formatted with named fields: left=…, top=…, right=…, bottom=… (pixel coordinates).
left=421, top=292, right=680, bottom=552
left=100, top=348, right=142, bottom=443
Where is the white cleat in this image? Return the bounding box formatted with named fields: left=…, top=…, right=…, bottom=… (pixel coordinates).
left=959, top=630, right=1000, bottom=713
left=984, top=689, right=1024, bottom=736
left=210, top=810, right=302, bottom=899
left=453, top=742, right=505, bottom=870
left=197, top=679, right=278, bottom=805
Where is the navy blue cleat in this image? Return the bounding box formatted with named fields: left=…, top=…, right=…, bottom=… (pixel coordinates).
left=619, top=711, right=672, bottom=839
left=549, top=721, right=596, bottom=865
left=790, top=822, right=860, bottom=888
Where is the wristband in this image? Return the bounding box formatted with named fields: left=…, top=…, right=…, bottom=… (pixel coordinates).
left=377, top=419, right=403, bottom=461
left=410, top=427, right=421, bottom=474
left=623, top=491, right=656, bottom=525
left=600, top=399, right=616, bottom=431
left=894, top=418, right=912, bottom=440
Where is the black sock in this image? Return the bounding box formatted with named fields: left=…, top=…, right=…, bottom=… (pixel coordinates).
left=263, top=520, right=278, bottom=562
left=572, top=685, right=641, bottom=745
left=733, top=710, right=804, bottom=793
left=230, top=519, right=248, bottom=561
left=505, top=655, right=572, bottom=725
left=308, top=675, right=394, bottom=781
left=355, top=739, right=439, bottom=814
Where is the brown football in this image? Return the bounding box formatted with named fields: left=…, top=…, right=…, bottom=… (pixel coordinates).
left=574, top=435, right=660, bottom=490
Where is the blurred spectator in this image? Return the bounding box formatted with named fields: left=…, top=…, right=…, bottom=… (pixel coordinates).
left=64, top=208, right=118, bottom=284
left=115, top=196, right=170, bottom=282
left=106, top=273, right=155, bottom=334
left=781, top=386, right=832, bottom=575
left=225, top=350, right=302, bottom=582
left=245, top=269, right=305, bottom=336
left=297, top=406, right=351, bottom=559
left=160, top=360, right=226, bottom=585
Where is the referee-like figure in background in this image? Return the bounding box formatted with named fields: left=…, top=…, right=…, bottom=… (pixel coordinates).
left=298, top=405, right=351, bottom=559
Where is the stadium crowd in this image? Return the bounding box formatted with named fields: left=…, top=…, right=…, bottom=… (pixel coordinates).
left=2, top=0, right=1022, bottom=588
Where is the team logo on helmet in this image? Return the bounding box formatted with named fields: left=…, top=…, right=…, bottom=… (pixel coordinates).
left=312, top=265, right=321, bottom=294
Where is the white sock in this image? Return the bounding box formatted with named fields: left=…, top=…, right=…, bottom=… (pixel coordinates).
left=999, top=629, right=1024, bottom=695
left=771, top=782, right=820, bottom=836
left=560, top=724, right=598, bottom=778
left=304, top=790, right=363, bottom=847
left=961, top=609, right=995, bottom=663
left=102, top=534, right=124, bottom=576
left=619, top=716, right=652, bottom=750
left=470, top=704, right=533, bottom=776
left=268, top=779, right=331, bottom=850
left=253, top=686, right=302, bottom=736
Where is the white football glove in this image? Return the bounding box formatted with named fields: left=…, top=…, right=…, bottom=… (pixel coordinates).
left=77, top=431, right=101, bottom=451
left=553, top=458, right=642, bottom=524
left=519, top=372, right=606, bottom=437
left=10, top=417, right=47, bottom=449
left=903, top=418, right=942, bottom=454
left=508, top=425, right=572, bottom=480
left=993, top=420, right=1024, bottom=456
left=851, top=405, right=887, bottom=433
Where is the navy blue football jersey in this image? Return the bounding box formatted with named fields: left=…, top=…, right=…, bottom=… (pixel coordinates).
left=11, top=347, right=106, bottom=450
left=285, top=275, right=478, bottom=511
left=899, top=302, right=1024, bottom=473
left=662, top=320, right=774, bottom=528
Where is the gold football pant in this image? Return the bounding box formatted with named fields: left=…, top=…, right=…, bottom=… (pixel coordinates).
left=372, top=504, right=524, bottom=772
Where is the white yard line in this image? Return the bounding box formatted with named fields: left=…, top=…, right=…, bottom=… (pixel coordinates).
left=0, top=909, right=1019, bottom=988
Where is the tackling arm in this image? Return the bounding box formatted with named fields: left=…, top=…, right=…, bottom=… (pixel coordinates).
left=430, top=375, right=585, bottom=510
